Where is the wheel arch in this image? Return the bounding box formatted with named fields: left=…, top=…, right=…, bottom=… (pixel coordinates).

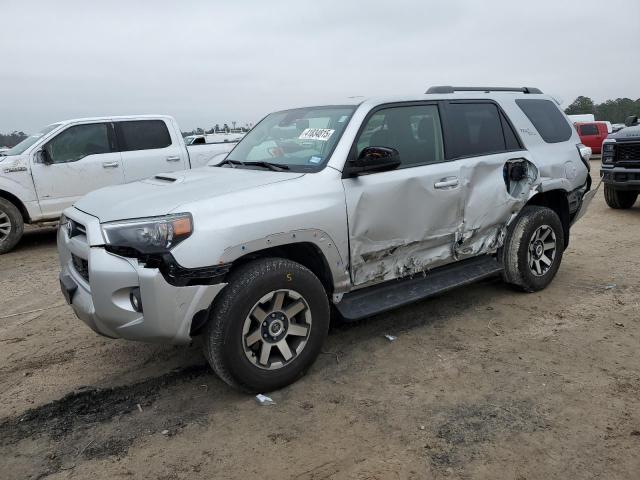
left=525, top=189, right=570, bottom=248
left=0, top=189, right=31, bottom=223
left=226, top=243, right=343, bottom=299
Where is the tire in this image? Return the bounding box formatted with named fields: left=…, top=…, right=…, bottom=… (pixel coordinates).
left=604, top=184, right=638, bottom=209
left=203, top=257, right=330, bottom=393
left=502, top=206, right=564, bottom=293
left=0, top=198, right=24, bottom=255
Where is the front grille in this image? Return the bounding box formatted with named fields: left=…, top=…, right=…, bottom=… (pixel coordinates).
left=71, top=254, right=89, bottom=282
left=615, top=143, right=640, bottom=164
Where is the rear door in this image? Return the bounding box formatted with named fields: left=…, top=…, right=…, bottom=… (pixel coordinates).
left=441, top=100, right=533, bottom=259
left=116, top=119, right=187, bottom=182
left=342, top=102, right=465, bottom=286
left=31, top=122, right=124, bottom=217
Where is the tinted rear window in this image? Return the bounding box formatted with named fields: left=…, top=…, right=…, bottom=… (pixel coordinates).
left=579, top=124, right=599, bottom=136
left=516, top=99, right=572, bottom=143
left=117, top=120, right=172, bottom=151
left=445, top=103, right=507, bottom=158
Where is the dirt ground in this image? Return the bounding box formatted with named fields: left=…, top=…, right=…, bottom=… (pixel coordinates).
left=1, top=160, right=639, bottom=480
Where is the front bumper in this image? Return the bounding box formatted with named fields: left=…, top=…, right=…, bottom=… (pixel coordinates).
left=600, top=166, right=640, bottom=191
left=57, top=208, right=226, bottom=344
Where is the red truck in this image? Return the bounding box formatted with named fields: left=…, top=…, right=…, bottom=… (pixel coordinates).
left=575, top=121, right=609, bottom=154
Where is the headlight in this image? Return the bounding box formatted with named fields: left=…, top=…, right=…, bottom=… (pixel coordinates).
left=102, top=213, right=193, bottom=255
left=602, top=142, right=616, bottom=164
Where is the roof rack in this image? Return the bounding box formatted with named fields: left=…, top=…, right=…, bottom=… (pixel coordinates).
left=426, top=86, right=543, bottom=94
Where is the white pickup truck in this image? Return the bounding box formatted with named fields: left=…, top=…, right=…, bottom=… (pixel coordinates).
left=0, top=115, right=236, bottom=253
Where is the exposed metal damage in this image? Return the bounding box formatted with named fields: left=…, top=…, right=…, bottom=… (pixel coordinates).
left=349, top=158, right=540, bottom=287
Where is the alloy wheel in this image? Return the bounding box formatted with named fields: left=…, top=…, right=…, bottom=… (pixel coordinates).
left=242, top=289, right=312, bottom=370
left=0, top=211, right=12, bottom=243
left=527, top=224, right=556, bottom=277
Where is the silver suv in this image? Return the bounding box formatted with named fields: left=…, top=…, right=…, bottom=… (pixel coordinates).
left=58, top=86, right=595, bottom=392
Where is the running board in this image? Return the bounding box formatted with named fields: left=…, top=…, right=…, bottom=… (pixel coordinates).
left=336, top=256, right=503, bottom=321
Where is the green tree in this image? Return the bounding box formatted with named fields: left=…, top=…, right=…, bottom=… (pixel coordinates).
left=564, top=96, right=595, bottom=115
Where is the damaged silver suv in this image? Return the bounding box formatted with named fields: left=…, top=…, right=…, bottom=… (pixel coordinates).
left=58, top=86, right=595, bottom=392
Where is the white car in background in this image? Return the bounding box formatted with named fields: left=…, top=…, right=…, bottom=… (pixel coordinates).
left=0, top=115, right=235, bottom=253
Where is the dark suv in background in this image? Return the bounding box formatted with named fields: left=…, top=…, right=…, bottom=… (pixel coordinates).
left=601, top=115, right=640, bottom=209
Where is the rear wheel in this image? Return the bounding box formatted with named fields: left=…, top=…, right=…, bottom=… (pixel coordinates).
left=604, top=184, right=638, bottom=209
left=203, top=257, right=330, bottom=392
left=0, top=198, right=24, bottom=254
left=502, top=206, right=564, bottom=292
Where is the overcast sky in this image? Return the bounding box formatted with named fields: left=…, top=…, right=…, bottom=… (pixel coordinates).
left=1, top=0, right=639, bottom=133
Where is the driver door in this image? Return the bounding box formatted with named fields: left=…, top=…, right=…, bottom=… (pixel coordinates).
left=342, top=103, right=464, bottom=286
left=31, top=122, right=124, bottom=217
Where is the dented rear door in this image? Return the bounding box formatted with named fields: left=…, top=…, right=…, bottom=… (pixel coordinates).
left=343, top=103, right=465, bottom=286
left=441, top=100, right=537, bottom=259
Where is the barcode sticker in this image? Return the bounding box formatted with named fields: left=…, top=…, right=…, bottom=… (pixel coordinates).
left=299, top=128, right=335, bottom=141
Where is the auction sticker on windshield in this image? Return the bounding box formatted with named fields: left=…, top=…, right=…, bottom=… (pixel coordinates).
left=299, top=128, right=335, bottom=141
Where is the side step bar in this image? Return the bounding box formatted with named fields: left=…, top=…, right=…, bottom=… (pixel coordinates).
left=335, top=256, right=503, bottom=321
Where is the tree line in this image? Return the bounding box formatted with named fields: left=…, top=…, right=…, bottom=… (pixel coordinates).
left=564, top=96, right=640, bottom=123
left=182, top=122, right=252, bottom=137
left=0, top=131, right=27, bottom=148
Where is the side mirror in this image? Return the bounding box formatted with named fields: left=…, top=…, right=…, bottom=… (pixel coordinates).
left=346, top=146, right=401, bottom=176
left=36, top=149, right=53, bottom=165
left=624, top=115, right=638, bottom=127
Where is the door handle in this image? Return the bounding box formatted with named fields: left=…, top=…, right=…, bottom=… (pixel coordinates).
left=166, top=156, right=181, bottom=162
left=102, top=161, right=119, bottom=168
left=434, top=177, right=459, bottom=189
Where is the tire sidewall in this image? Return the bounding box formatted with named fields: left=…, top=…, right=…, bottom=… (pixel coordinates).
left=209, top=259, right=329, bottom=392
left=0, top=199, right=24, bottom=254
left=515, top=207, right=564, bottom=291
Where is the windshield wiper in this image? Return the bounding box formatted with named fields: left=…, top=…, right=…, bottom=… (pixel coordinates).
left=217, top=158, right=246, bottom=168
left=243, top=161, right=290, bottom=172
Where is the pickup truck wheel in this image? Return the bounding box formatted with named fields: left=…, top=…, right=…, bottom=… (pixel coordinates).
left=203, top=257, right=330, bottom=393
left=604, top=184, right=638, bottom=209
left=502, top=206, right=564, bottom=293
left=0, top=198, right=24, bottom=255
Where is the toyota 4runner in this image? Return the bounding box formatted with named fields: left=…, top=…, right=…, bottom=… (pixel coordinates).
left=57, top=86, right=595, bottom=392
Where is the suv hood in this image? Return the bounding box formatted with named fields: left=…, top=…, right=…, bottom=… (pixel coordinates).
left=74, top=167, right=304, bottom=222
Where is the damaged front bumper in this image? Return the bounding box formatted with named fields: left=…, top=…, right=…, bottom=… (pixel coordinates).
left=57, top=208, right=226, bottom=344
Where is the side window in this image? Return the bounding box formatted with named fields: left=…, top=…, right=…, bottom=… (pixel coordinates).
left=444, top=103, right=507, bottom=158
left=356, top=105, right=444, bottom=167
left=116, top=120, right=172, bottom=152
left=515, top=99, right=573, bottom=143
left=46, top=123, right=111, bottom=164
left=500, top=112, right=522, bottom=151
left=579, top=124, right=599, bottom=136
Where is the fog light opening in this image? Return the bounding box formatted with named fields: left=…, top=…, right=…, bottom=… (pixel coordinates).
left=130, top=288, right=143, bottom=313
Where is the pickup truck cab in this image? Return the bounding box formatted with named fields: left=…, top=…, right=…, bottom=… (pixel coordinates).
left=575, top=121, right=609, bottom=154
left=0, top=115, right=235, bottom=253
left=58, top=87, right=595, bottom=392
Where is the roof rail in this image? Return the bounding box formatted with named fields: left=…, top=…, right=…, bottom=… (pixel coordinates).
left=426, top=86, right=543, bottom=94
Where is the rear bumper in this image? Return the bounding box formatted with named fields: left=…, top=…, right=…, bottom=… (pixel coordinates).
left=57, top=208, right=226, bottom=344
left=600, top=167, right=640, bottom=191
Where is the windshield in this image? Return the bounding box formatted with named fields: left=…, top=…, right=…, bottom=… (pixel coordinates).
left=3, top=123, right=62, bottom=156
left=225, top=106, right=356, bottom=171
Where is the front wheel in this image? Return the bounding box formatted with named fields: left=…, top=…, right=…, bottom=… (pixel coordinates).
left=502, top=206, right=564, bottom=292
left=0, top=198, right=24, bottom=254
left=604, top=184, right=638, bottom=209
left=203, top=257, right=330, bottom=392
